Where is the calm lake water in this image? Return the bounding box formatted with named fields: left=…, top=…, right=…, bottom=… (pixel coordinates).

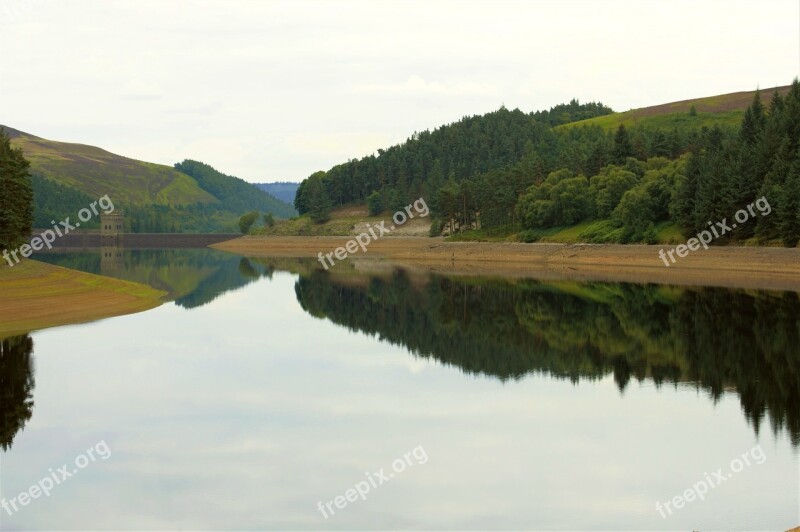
left=2, top=249, right=798, bottom=530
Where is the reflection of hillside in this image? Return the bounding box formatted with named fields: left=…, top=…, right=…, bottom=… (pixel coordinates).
left=35, top=250, right=272, bottom=309
left=0, top=335, right=34, bottom=451
left=295, top=270, right=800, bottom=446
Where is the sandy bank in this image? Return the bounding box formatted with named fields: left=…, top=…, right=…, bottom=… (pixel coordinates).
left=212, top=236, right=800, bottom=291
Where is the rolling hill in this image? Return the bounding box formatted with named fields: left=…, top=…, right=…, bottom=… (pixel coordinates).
left=2, top=126, right=295, bottom=232
left=4, top=126, right=216, bottom=206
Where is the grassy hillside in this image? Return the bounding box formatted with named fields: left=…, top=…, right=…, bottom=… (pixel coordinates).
left=558, top=85, right=791, bottom=132
left=4, top=126, right=216, bottom=205
left=2, top=126, right=295, bottom=232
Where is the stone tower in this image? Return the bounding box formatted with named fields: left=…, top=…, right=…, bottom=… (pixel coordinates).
left=100, top=212, right=124, bottom=238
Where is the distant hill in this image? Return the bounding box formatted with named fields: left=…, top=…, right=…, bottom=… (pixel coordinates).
left=254, top=182, right=299, bottom=206
left=3, top=126, right=295, bottom=232
left=174, top=160, right=296, bottom=218
left=558, top=85, right=791, bottom=132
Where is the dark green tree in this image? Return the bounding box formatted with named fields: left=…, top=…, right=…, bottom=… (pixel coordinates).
left=304, top=173, right=332, bottom=224
left=0, top=129, right=34, bottom=251
left=366, top=190, right=383, bottom=216
left=238, top=211, right=259, bottom=234
left=0, top=335, right=34, bottom=451
left=611, top=125, right=634, bottom=164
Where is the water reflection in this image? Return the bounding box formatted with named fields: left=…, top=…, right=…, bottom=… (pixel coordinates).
left=0, top=335, right=34, bottom=450
left=18, top=250, right=800, bottom=448
left=3, top=254, right=797, bottom=528
left=287, top=265, right=800, bottom=446
left=35, top=248, right=273, bottom=309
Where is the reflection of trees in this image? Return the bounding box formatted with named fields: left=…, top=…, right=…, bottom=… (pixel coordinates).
left=0, top=335, right=35, bottom=451
left=296, top=270, right=800, bottom=446
left=238, top=257, right=273, bottom=280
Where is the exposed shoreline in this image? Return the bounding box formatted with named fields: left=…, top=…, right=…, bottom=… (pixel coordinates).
left=0, top=260, right=166, bottom=339
left=212, top=236, right=800, bottom=291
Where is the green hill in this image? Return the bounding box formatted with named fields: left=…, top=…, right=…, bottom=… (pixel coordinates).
left=4, top=126, right=216, bottom=205
left=3, top=126, right=295, bottom=232
left=175, top=160, right=295, bottom=218
left=558, top=85, right=791, bottom=132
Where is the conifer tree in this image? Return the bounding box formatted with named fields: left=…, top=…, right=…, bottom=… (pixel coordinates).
left=0, top=129, right=34, bottom=251
left=611, top=125, right=633, bottom=164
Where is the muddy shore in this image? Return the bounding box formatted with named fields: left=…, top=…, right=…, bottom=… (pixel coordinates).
left=212, top=236, right=800, bottom=291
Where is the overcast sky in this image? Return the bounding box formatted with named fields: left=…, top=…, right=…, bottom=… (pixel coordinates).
left=1, top=0, right=797, bottom=183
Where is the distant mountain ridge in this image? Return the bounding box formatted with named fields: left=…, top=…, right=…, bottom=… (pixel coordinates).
left=254, top=182, right=299, bottom=205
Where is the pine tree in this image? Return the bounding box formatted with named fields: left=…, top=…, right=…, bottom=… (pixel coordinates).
left=611, top=125, right=633, bottom=164
left=305, top=174, right=332, bottom=224
left=778, top=155, right=800, bottom=247
left=735, top=90, right=768, bottom=238
left=0, top=129, right=34, bottom=251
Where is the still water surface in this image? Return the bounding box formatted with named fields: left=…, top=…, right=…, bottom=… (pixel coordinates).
left=2, top=249, right=798, bottom=529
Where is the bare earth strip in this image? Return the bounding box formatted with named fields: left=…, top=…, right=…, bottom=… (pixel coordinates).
left=0, top=260, right=166, bottom=339
left=213, top=236, right=800, bottom=292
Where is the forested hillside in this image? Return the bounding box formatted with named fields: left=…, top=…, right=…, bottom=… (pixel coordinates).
left=294, top=82, right=799, bottom=246
left=174, top=160, right=295, bottom=219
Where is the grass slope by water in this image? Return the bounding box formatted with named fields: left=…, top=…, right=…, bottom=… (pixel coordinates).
left=0, top=260, right=165, bottom=339
left=254, top=205, right=431, bottom=237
